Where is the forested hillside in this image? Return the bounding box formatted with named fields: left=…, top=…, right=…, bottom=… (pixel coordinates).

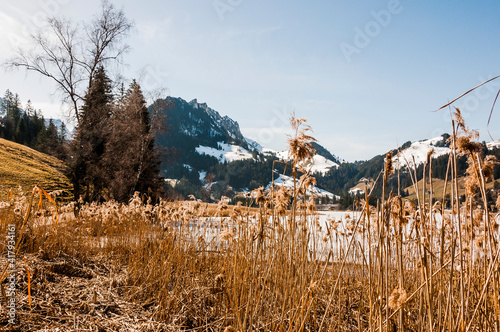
left=0, top=90, right=67, bottom=158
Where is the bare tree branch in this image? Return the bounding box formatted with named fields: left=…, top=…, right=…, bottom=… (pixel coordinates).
left=3, top=0, right=132, bottom=125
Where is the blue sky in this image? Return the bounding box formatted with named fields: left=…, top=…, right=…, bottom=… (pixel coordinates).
left=1, top=0, right=499, bottom=161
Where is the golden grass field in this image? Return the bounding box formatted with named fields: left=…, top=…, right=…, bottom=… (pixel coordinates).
left=0, top=138, right=72, bottom=200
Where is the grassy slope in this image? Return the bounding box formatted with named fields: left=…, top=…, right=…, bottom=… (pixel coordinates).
left=0, top=138, right=72, bottom=199
left=404, top=177, right=496, bottom=201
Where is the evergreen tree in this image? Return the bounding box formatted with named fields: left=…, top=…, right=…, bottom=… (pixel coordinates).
left=105, top=80, right=162, bottom=201
left=59, top=122, right=67, bottom=144
left=35, top=123, right=48, bottom=152
left=45, top=119, right=60, bottom=155
left=14, top=114, right=28, bottom=144
left=1, top=90, right=14, bottom=116
left=25, top=100, right=35, bottom=117
left=31, top=110, right=45, bottom=147
left=71, top=66, right=114, bottom=202
left=11, top=93, right=21, bottom=125
left=0, top=90, right=23, bottom=139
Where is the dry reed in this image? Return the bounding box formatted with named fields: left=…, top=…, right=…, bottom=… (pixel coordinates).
left=0, top=111, right=499, bottom=331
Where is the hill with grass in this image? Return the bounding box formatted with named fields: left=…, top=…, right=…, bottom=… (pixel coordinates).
left=0, top=138, right=72, bottom=200
left=404, top=177, right=499, bottom=203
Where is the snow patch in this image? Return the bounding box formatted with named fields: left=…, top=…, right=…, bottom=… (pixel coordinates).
left=164, top=179, right=179, bottom=187
left=271, top=150, right=339, bottom=175
left=199, top=171, right=207, bottom=182
left=196, top=142, right=254, bottom=163
left=309, top=155, right=339, bottom=175
left=349, top=188, right=365, bottom=195
left=245, top=137, right=263, bottom=152
left=395, top=136, right=450, bottom=169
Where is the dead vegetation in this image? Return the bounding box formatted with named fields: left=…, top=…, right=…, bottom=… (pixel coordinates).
left=0, top=111, right=499, bottom=331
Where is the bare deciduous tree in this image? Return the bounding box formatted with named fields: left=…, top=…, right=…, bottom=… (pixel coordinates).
left=3, top=0, right=132, bottom=125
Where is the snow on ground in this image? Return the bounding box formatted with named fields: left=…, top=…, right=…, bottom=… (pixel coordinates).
left=268, top=174, right=340, bottom=200
left=199, top=171, right=207, bottom=182
left=262, top=148, right=277, bottom=154
left=164, top=179, right=179, bottom=187
left=309, top=155, right=339, bottom=174
left=487, top=140, right=500, bottom=150
left=394, top=137, right=450, bottom=169
left=348, top=187, right=364, bottom=195
left=196, top=142, right=254, bottom=162
left=245, top=138, right=262, bottom=152
left=267, top=149, right=339, bottom=175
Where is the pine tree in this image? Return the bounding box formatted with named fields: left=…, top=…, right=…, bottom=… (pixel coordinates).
left=59, top=122, right=67, bottom=144
left=25, top=100, right=35, bottom=117
left=71, top=66, right=114, bottom=202
left=45, top=119, right=60, bottom=155
left=14, top=114, right=28, bottom=144
left=1, top=90, right=13, bottom=116
left=11, top=94, right=21, bottom=125
left=1, top=90, right=22, bottom=135
left=31, top=110, right=45, bottom=147
left=105, top=80, right=162, bottom=201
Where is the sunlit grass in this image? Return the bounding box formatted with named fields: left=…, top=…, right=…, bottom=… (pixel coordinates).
left=0, top=138, right=72, bottom=200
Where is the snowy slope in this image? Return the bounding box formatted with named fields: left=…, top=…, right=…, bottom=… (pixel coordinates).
left=268, top=174, right=340, bottom=200
left=195, top=142, right=339, bottom=174
left=266, top=149, right=339, bottom=175
left=245, top=137, right=263, bottom=152
left=349, top=188, right=364, bottom=195
left=309, top=155, right=339, bottom=174
left=195, top=142, right=254, bottom=162
left=394, top=136, right=450, bottom=169
left=348, top=178, right=374, bottom=196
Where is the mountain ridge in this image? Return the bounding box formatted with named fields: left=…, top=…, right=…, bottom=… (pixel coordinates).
left=155, top=96, right=499, bottom=202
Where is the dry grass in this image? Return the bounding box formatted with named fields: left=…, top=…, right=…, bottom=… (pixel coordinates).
left=0, top=138, right=72, bottom=201
left=404, top=176, right=496, bottom=201
left=0, top=112, right=499, bottom=331
left=164, top=200, right=261, bottom=218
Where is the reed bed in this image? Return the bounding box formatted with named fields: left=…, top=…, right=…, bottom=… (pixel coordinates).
left=0, top=110, right=499, bottom=331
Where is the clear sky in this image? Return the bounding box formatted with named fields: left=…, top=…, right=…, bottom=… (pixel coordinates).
left=1, top=0, right=499, bottom=161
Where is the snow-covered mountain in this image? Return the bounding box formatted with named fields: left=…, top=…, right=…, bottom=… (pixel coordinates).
left=154, top=96, right=345, bottom=199
left=187, top=99, right=248, bottom=143
left=156, top=96, right=342, bottom=174
left=150, top=96, right=500, bottom=202
left=196, top=142, right=254, bottom=163
left=394, top=134, right=500, bottom=169
left=394, top=135, right=450, bottom=169
left=264, top=149, right=339, bottom=175
left=155, top=96, right=256, bottom=164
